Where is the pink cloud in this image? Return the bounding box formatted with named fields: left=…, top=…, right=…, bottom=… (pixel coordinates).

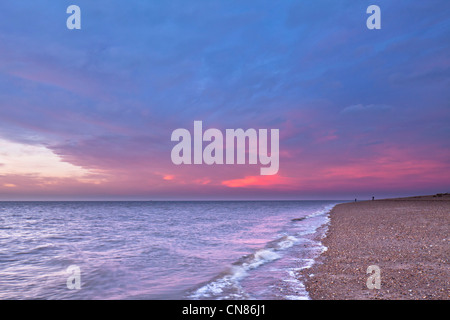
left=222, top=174, right=291, bottom=188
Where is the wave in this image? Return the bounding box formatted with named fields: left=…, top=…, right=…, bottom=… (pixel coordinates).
left=304, top=204, right=335, bottom=219
left=189, top=203, right=337, bottom=300
left=16, top=243, right=58, bottom=255
left=189, top=235, right=298, bottom=299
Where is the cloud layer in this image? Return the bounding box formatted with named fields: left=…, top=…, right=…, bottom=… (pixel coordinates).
left=0, top=1, right=449, bottom=199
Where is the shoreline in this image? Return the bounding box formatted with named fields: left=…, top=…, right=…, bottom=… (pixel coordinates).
left=302, top=194, right=450, bottom=300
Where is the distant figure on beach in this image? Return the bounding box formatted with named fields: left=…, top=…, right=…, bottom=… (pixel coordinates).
left=355, top=198, right=357, bottom=202
left=372, top=196, right=375, bottom=201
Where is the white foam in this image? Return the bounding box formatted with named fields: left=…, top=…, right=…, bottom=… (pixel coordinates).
left=275, top=236, right=298, bottom=250
left=190, top=268, right=249, bottom=299
left=190, top=248, right=281, bottom=299
left=305, top=204, right=336, bottom=219
left=285, top=295, right=309, bottom=300
left=249, top=249, right=280, bottom=268
left=191, top=203, right=338, bottom=300
left=277, top=205, right=338, bottom=301
left=279, top=266, right=310, bottom=300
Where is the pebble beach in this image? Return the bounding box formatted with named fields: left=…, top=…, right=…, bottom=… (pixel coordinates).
left=303, top=194, right=450, bottom=300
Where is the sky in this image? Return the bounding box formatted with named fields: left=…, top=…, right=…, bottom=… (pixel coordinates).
left=0, top=0, right=449, bottom=200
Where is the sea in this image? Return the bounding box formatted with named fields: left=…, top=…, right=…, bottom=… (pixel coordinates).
left=0, top=200, right=343, bottom=300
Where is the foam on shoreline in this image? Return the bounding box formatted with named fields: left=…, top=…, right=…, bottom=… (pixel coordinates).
left=189, top=204, right=338, bottom=300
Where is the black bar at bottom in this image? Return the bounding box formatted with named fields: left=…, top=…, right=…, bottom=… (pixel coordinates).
left=0, top=300, right=446, bottom=319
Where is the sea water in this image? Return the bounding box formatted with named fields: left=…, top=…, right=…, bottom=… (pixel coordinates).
left=0, top=201, right=342, bottom=300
